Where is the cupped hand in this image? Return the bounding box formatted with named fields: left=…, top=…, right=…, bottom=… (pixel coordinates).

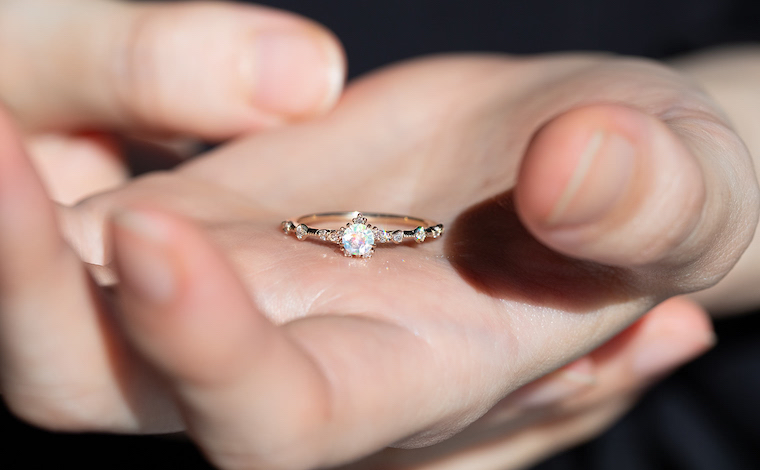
left=1, top=53, right=757, bottom=470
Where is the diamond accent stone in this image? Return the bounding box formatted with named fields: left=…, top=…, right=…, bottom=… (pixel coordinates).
left=282, top=220, right=295, bottom=234
left=295, top=224, right=308, bottom=240
left=317, top=229, right=328, bottom=241
left=431, top=225, right=443, bottom=239
left=392, top=230, right=404, bottom=244
left=374, top=228, right=389, bottom=243
left=342, top=222, right=375, bottom=257
left=414, top=226, right=426, bottom=243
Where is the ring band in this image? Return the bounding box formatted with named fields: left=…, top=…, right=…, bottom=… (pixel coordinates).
left=282, top=211, right=444, bottom=258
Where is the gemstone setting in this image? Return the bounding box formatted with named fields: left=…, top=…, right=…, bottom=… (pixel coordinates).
left=374, top=228, right=389, bottom=244
left=295, top=224, right=308, bottom=240
left=414, top=226, right=426, bottom=243
left=342, top=219, right=375, bottom=257
left=430, top=225, right=443, bottom=239
left=282, top=220, right=295, bottom=234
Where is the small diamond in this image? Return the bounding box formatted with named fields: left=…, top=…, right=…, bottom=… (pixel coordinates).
left=375, top=228, right=389, bottom=243
left=392, top=230, right=404, bottom=244
left=431, top=225, right=443, bottom=239
left=295, top=224, right=308, bottom=240
left=328, top=230, right=339, bottom=242
left=414, top=226, right=426, bottom=243
left=317, top=229, right=328, bottom=241
left=282, top=220, right=295, bottom=234
left=342, top=223, right=375, bottom=256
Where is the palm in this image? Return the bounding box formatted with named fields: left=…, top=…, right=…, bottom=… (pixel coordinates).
left=9, top=54, right=750, bottom=468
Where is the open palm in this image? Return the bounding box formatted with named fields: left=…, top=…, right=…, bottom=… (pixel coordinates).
left=1, top=54, right=756, bottom=470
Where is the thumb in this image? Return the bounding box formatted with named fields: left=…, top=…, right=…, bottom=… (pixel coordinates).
left=515, top=104, right=758, bottom=292
left=0, top=0, right=345, bottom=139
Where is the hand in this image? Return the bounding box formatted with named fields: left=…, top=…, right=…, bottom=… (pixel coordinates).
left=339, top=296, right=713, bottom=470
left=0, top=0, right=344, bottom=203
left=1, top=52, right=757, bottom=470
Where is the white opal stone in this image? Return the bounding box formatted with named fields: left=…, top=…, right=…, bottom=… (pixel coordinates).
left=342, top=223, right=375, bottom=256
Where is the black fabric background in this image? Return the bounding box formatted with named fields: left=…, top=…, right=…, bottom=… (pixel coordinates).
left=3, top=1, right=760, bottom=468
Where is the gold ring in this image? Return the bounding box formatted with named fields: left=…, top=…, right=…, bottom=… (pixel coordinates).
left=281, top=212, right=444, bottom=258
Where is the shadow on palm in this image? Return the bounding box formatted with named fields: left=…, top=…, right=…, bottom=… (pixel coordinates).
left=447, top=191, right=635, bottom=313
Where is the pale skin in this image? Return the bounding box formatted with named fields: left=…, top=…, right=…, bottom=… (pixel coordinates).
left=1, top=1, right=759, bottom=470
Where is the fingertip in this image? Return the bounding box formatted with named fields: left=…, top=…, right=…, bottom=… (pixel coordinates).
left=112, top=208, right=177, bottom=305
left=250, top=22, right=346, bottom=120
left=643, top=296, right=714, bottom=345
left=111, top=2, right=346, bottom=138
left=631, top=296, right=715, bottom=379
left=110, top=206, right=267, bottom=385
left=27, top=132, right=127, bottom=205
left=516, top=105, right=643, bottom=228
left=516, top=104, right=705, bottom=266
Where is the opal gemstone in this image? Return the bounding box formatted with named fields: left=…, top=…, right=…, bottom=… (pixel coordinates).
left=342, top=223, right=375, bottom=256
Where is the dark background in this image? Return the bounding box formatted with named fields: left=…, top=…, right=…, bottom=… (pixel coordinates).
left=3, top=1, right=760, bottom=468
left=258, top=0, right=760, bottom=79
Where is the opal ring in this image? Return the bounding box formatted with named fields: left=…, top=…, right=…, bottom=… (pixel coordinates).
left=282, top=212, right=444, bottom=258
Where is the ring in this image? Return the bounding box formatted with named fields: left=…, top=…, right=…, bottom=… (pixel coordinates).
left=281, top=211, right=444, bottom=258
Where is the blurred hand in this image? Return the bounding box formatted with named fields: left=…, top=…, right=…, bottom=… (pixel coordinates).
left=1, top=50, right=757, bottom=470
left=0, top=0, right=344, bottom=203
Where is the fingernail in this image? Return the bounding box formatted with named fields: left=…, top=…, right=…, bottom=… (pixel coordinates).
left=112, top=210, right=175, bottom=304
left=250, top=29, right=343, bottom=117
left=633, top=331, right=716, bottom=379
left=509, top=357, right=596, bottom=408
left=547, top=131, right=636, bottom=226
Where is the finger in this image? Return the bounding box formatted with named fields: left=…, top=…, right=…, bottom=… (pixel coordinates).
left=408, top=396, right=640, bottom=470
left=505, top=296, right=713, bottom=413
left=26, top=132, right=199, bottom=206
left=352, top=296, right=713, bottom=470
left=587, top=296, right=714, bottom=391
left=484, top=297, right=714, bottom=469
left=515, top=104, right=760, bottom=292
left=111, top=208, right=334, bottom=470
left=0, top=0, right=345, bottom=138
left=0, top=109, right=149, bottom=431
left=26, top=132, right=128, bottom=205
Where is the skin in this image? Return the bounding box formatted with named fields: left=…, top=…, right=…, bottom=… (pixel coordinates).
left=0, top=1, right=758, bottom=470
